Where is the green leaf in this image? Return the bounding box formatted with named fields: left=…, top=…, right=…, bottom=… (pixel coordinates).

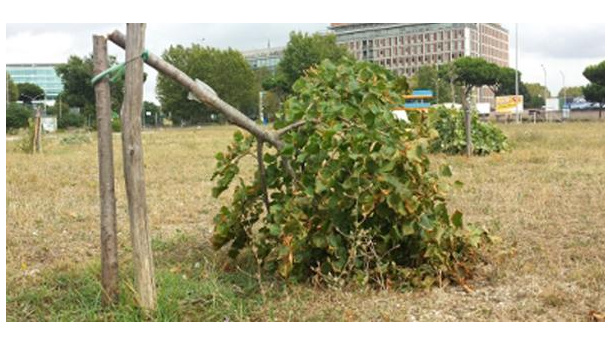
left=401, top=222, right=415, bottom=236
left=419, top=214, right=433, bottom=230
left=451, top=211, right=464, bottom=228
left=315, top=179, right=327, bottom=193
left=440, top=164, right=452, bottom=177
left=281, top=144, right=294, bottom=156
left=233, top=130, right=244, bottom=142
left=269, top=224, right=281, bottom=237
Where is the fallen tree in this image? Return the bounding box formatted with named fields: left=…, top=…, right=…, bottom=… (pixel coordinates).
left=107, top=31, right=491, bottom=290
left=211, top=59, right=491, bottom=289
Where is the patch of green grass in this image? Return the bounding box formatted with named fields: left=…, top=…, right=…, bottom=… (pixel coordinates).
left=6, top=235, right=268, bottom=322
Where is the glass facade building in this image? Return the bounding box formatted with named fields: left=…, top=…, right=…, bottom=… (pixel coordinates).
left=6, top=63, right=64, bottom=101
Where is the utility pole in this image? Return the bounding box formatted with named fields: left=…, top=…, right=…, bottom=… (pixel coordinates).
left=560, top=70, right=567, bottom=120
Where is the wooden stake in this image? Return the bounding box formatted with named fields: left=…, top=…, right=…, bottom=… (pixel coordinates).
left=120, top=23, right=156, bottom=311
left=93, top=35, right=119, bottom=306
left=33, top=108, right=42, bottom=153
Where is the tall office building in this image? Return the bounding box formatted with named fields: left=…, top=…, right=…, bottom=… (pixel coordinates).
left=6, top=63, right=64, bottom=103
left=242, top=46, right=284, bottom=73
left=329, top=23, right=509, bottom=103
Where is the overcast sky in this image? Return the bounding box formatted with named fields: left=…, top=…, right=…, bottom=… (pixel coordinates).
left=5, top=23, right=605, bottom=103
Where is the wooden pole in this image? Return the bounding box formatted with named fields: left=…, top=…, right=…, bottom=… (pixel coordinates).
left=33, top=107, right=42, bottom=153
left=121, top=23, right=156, bottom=311
left=93, top=35, right=119, bottom=306
left=107, top=29, right=299, bottom=181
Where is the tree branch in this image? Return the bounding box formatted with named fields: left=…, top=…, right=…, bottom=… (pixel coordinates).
left=275, top=120, right=308, bottom=137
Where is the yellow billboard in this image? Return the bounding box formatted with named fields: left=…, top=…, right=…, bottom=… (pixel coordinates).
left=495, top=95, right=523, bottom=114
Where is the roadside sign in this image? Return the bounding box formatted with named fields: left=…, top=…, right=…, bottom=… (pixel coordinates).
left=495, top=95, right=523, bottom=114
left=545, top=98, right=560, bottom=112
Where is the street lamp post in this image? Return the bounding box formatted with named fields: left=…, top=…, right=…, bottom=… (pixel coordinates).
left=541, top=64, right=547, bottom=122
left=20, top=92, right=45, bottom=109
left=559, top=71, right=567, bottom=112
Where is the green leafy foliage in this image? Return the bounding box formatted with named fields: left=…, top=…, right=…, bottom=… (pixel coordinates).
left=277, top=31, right=353, bottom=93
left=6, top=103, right=33, bottom=132
left=58, top=111, right=86, bottom=129
left=211, top=58, right=490, bottom=289
left=157, top=45, right=258, bottom=125
left=429, top=107, right=508, bottom=155
left=17, top=83, right=44, bottom=104
left=55, top=55, right=126, bottom=118
left=582, top=61, right=605, bottom=117
left=523, top=83, right=550, bottom=109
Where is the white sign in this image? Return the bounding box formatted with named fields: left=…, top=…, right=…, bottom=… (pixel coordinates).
left=545, top=98, right=560, bottom=112
left=476, top=103, right=491, bottom=115
left=392, top=110, right=410, bottom=123
left=42, top=117, right=57, bottom=132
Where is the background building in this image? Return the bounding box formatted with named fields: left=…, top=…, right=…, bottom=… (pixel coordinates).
left=329, top=23, right=509, bottom=103
left=6, top=63, right=64, bottom=103
left=242, top=46, right=284, bottom=73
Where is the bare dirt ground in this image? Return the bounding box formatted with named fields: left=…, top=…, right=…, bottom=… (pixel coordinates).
left=5, top=122, right=604, bottom=321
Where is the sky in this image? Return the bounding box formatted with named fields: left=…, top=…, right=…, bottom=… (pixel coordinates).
left=5, top=23, right=605, bottom=103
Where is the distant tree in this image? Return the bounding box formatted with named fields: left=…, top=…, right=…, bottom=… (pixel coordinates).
left=411, top=65, right=452, bottom=103
left=157, top=45, right=258, bottom=125
left=277, top=31, right=352, bottom=93
left=6, top=103, right=33, bottom=132
left=582, top=60, right=605, bottom=118
left=262, top=91, right=282, bottom=120
left=55, top=55, right=126, bottom=116
left=17, top=83, right=45, bottom=104
left=557, top=86, right=584, bottom=100
left=523, top=83, right=550, bottom=109
left=6, top=73, right=19, bottom=102
left=489, top=67, right=514, bottom=95
left=447, top=57, right=500, bottom=156
left=261, top=73, right=291, bottom=101
left=142, top=101, right=161, bottom=126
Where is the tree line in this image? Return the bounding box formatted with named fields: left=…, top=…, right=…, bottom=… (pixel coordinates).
left=5, top=32, right=604, bottom=133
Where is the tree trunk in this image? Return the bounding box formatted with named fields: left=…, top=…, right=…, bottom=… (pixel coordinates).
left=120, top=23, right=156, bottom=311
left=93, top=35, right=119, bottom=306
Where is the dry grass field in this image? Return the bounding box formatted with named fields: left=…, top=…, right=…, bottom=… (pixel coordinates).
left=5, top=122, right=605, bottom=321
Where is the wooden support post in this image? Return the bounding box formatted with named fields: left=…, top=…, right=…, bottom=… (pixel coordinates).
left=107, top=29, right=299, bottom=181
left=93, top=35, right=119, bottom=306
left=33, top=108, right=42, bottom=153
left=120, top=23, right=156, bottom=311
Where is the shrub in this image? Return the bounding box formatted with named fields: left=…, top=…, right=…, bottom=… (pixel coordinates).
left=16, top=118, right=37, bottom=153
left=211, top=59, right=490, bottom=289
left=6, top=103, right=33, bottom=132
left=429, top=107, right=508, bottom=155
left=58, top=112, right=86, bottom=129
left=111, top=117, right=121, bottom=132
